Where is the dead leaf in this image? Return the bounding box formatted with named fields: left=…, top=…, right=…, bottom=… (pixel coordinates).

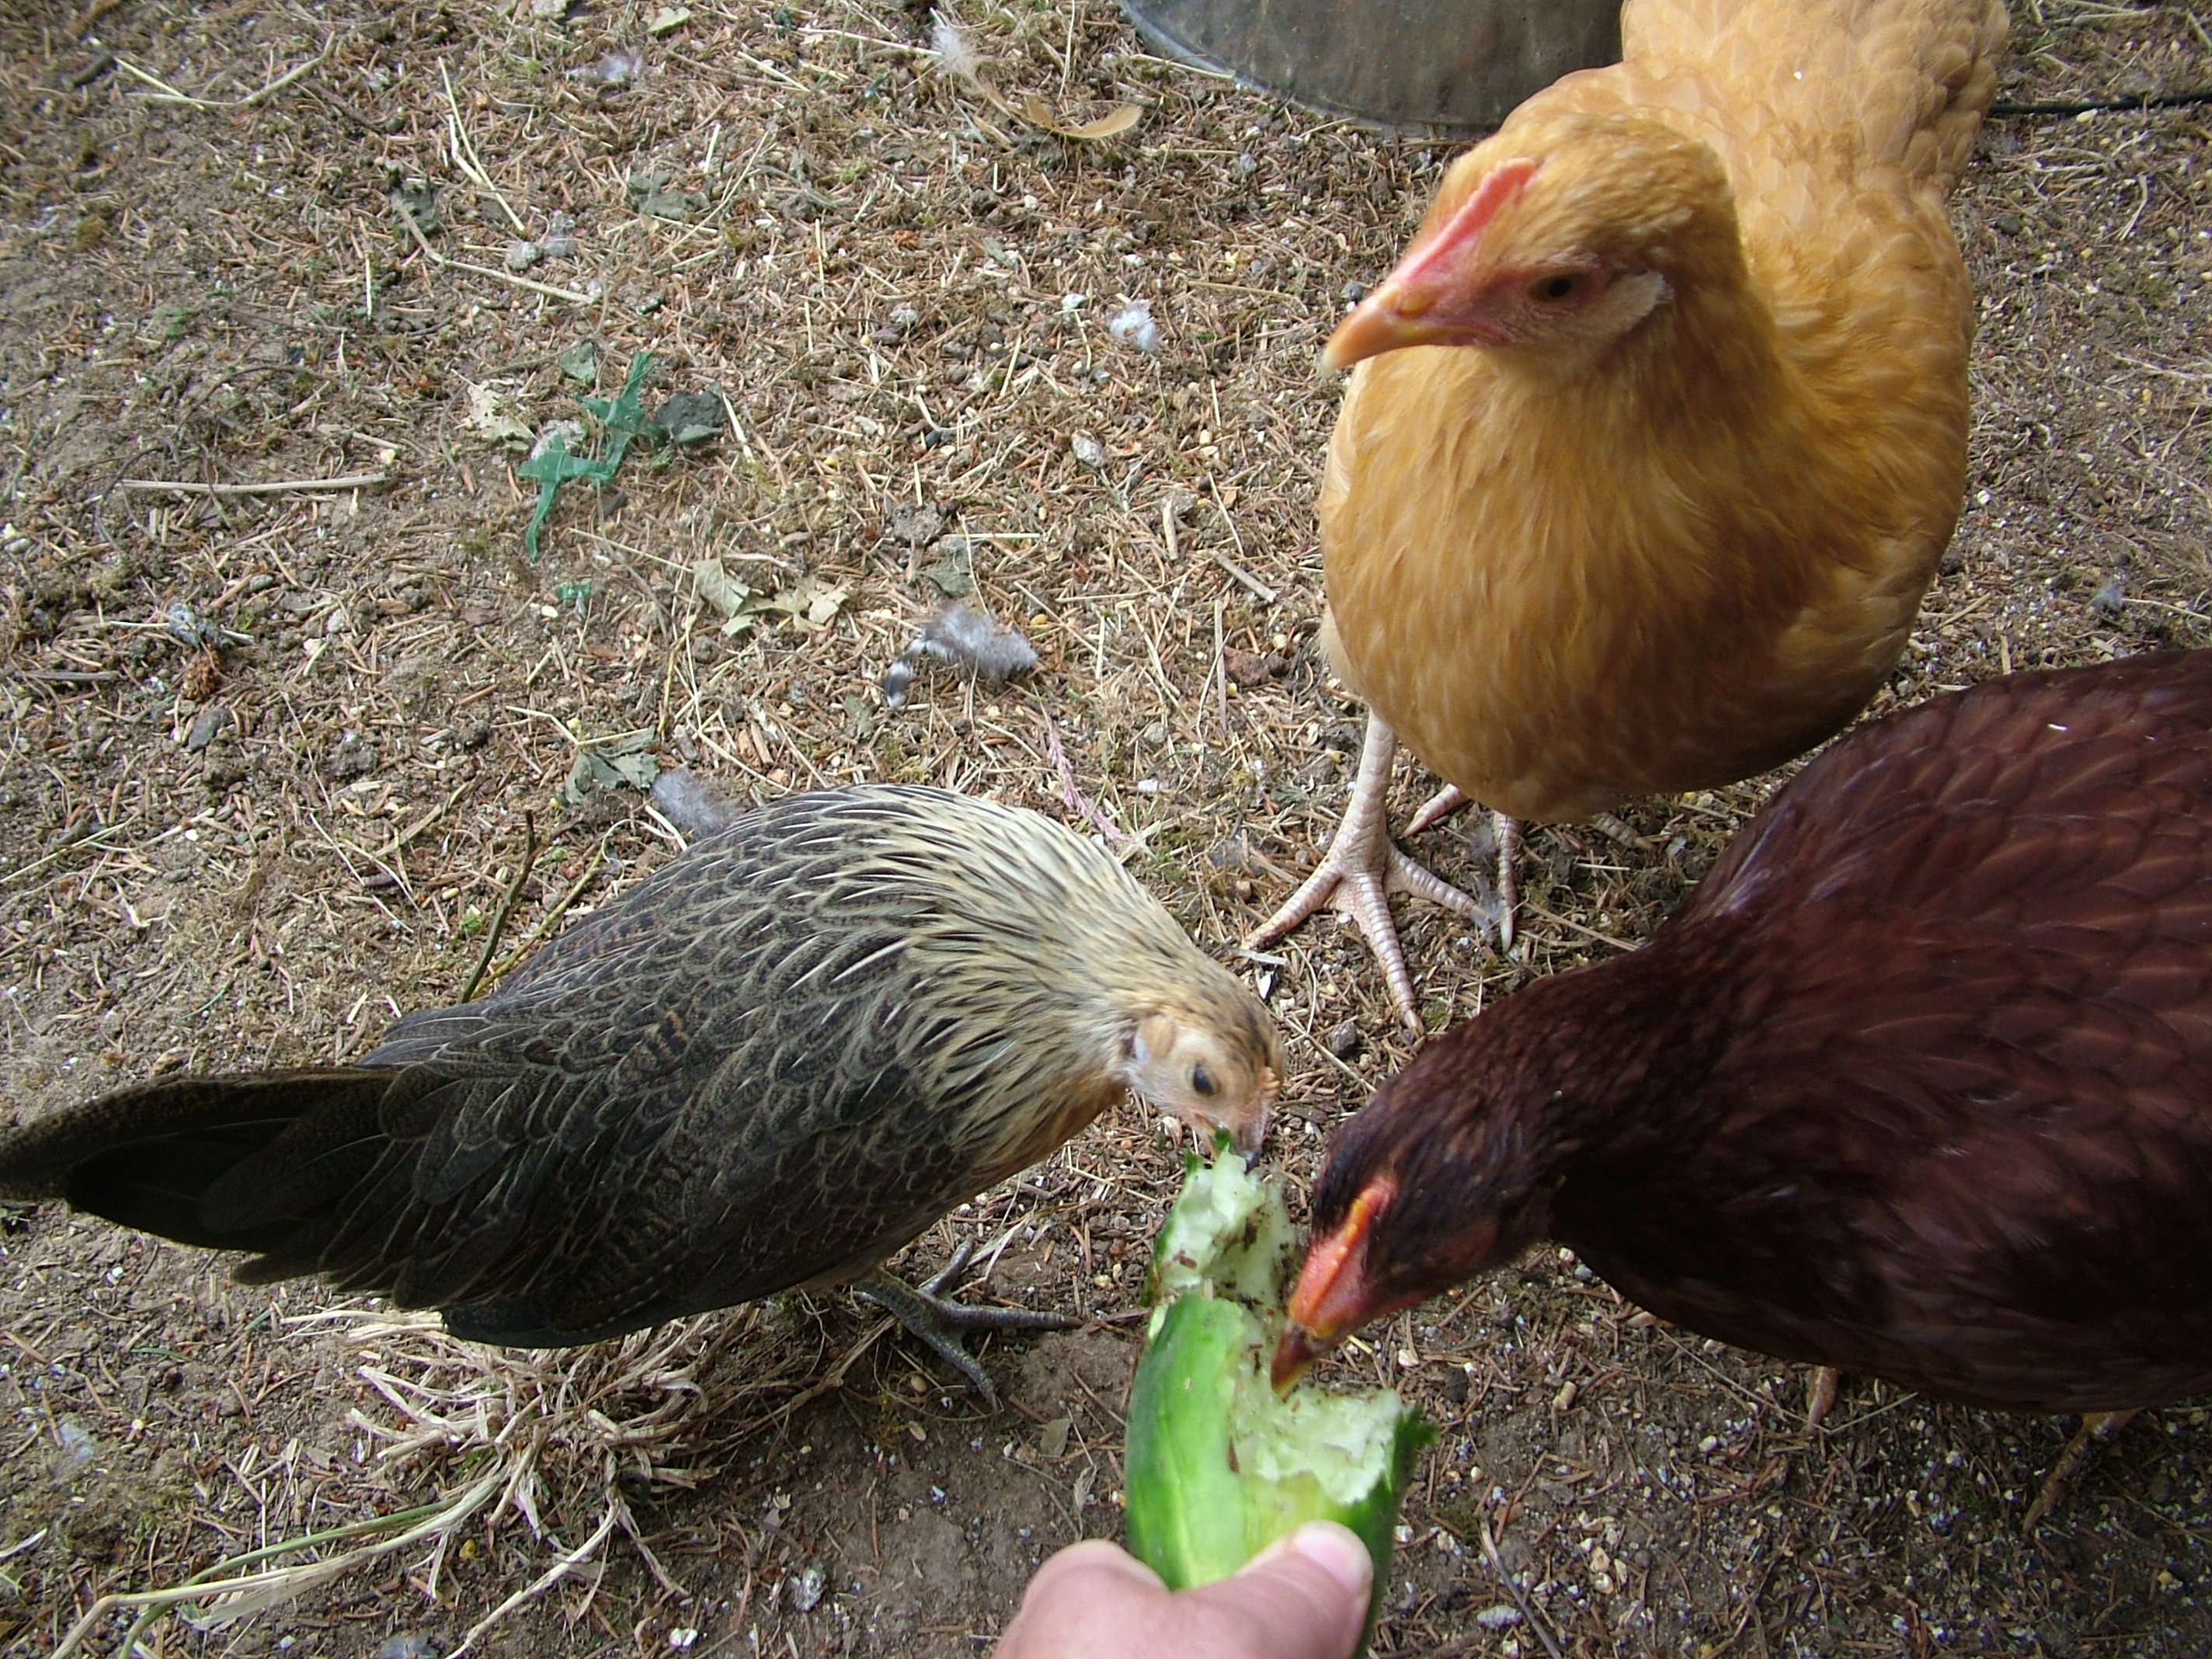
left=756, top=577, right=848, bottom=634
left=932, top=14, right=1139, bottom=142
left=693, top=557, right=750, bottom=618
left=1014, top=92, right=1139, bottom=140
left=464, top=382, right=534, bottom=448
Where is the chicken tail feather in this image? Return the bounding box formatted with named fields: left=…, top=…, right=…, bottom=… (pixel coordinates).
left=1624, top=0, right=2009, bottom=194
left=0, top=1069, right=396, bottom=1257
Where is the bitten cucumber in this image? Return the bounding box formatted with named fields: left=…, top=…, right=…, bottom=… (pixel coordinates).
left=1124, top=1143, right=1429, bottom=1631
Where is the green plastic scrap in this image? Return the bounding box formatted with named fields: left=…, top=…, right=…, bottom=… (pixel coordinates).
left=516, top=351, right=663, bottom=561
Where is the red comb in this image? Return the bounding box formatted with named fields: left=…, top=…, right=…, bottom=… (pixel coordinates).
left=1396, top=158, right=1538, bottom=288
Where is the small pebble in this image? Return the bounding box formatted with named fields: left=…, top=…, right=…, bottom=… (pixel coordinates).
left=185, top=704, right=233, bottom=753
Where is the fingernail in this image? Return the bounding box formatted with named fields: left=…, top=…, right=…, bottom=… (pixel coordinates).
left=1285, top=1522, right=1373, bottom=1595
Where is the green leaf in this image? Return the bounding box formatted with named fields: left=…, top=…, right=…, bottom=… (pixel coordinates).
left=557, top=339, right=600, bottom=384
left=556, top=728, right=660, bottom=806
left=626, top=169, right=707, bottom=222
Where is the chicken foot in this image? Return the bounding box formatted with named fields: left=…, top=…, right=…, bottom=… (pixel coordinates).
left=1248, top=715, right=1504, bottom=1029
left=857, top=1237, right=1076, bottom=1406
left=2023, top=1408, right=2141, bottom=1529
left=1405, top=786, right=1521, bottom=949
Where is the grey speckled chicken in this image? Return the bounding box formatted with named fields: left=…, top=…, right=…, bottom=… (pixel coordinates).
left=0, top=785, right=1282, bottom=1400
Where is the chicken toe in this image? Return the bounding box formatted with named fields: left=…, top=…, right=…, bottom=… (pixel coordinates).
left=1248, top=715, right=1499, bottom=1028
left=1805, top=1365, right=1840, bottom=1431
left=2024, top=1409, right=2140, bottom=1529
left=856, top=1240, right=1076, bottom=1406
left=1403, top=784, right=1472, bottom=836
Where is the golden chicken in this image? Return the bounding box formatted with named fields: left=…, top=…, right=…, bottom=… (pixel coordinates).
left=0, top=785, right=1281, bottom=1402
left=1254, top=0, right=2009, bottom=1025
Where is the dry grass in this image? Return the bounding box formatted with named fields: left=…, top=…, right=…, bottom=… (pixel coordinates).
left=0, top=0, right=2209, bottom=1654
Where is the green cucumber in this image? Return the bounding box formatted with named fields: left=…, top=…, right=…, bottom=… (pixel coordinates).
left=1125, top=1142, right=1430, bottom=1635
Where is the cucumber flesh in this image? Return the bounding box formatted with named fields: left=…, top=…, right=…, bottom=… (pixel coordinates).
left=1125, top=1143, right=1430, bottom=1633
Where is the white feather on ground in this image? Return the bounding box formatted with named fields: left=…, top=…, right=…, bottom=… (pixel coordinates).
left=882, top=603, right=1039, bottom=708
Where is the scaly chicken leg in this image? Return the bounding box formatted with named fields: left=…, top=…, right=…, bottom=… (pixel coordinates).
left=1409, top=787, right=1522, bottom=948
left=1248, top=715, right=1508, bottom=1028
left=857, top=1238, right=1074, bottom=1407
left=2022, top=1410, right=2140, bottom=1529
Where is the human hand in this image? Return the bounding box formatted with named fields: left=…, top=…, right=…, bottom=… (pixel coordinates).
left=994, top=1521, right=1373, bottom=1659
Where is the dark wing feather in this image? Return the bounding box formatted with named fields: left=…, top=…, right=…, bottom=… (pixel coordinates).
left=5, top=792, right=1075, bottom=1346
left=1562, top=652, right=2212, bottom=1411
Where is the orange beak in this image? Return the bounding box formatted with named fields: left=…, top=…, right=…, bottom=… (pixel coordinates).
left=1270, top=1177, right=1396, bottom=1390
left=1321, top=158, right=1536, bottom=371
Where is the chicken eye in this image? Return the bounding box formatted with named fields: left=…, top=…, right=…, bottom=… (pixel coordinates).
left=1529, top=273, right=1581, bottom=303
left=1190, top=1063, right=1217, bottom=1098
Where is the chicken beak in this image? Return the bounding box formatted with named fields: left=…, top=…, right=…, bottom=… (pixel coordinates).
left=1270, top=1175, right=1396, bottom=1391
left=1270, top=1320, right=1328, bottom=1390
left=1321, top=158, right=1536, bottom=371
left=1320, top=279, right=1439, bottom=370
left=1227, top=1065, right=1279, bottom=1159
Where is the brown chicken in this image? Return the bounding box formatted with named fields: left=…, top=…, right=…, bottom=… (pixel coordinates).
left=1254, top=0, right=2009, bottom=1026
left=1273, top=652, right=2212, bottom=1520
left=0, top=786, right=1281, bottom=1403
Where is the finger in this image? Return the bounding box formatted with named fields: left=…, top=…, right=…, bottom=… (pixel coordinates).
left=1178, top=1522, right=1373, bottom=1659
left=1027, top=1539, right=1167, bottom=1600
left=997, top=1541, right=1167, bottom=1657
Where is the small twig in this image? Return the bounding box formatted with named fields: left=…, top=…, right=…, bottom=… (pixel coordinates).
left=1519, top=899, right=1638, bottom=954
left=1479, top=1518, right=1567, bottom=1659
left=439, top=61, right=527, bottom=234
left=1991, top=86, right=2212, bottom=116
left=447, top=1504, right=622, bottom=1659
left=1204, top=479, right=1278, bottom=603
left=64, top=52, right=115, bottom=89
left=113, top=34, right=334, bottom=110
left=485, top=840, right=604, bottom=983
left=52, top=1483, right=496, bottom=1659
left=116, top=472, right=388, bottom=497
left=461, top=812, right=538, bottom=1002
left=71, top=0, right=125, bottom=35
left=1038, top=712, right=1140, bottom=850
left=0, top=823, right=136, bottom=889
left=392, top=193, right=600, bottom=306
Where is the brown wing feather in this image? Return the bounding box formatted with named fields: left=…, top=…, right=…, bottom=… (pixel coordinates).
left=1556, top=652, right=2212, bottom=1410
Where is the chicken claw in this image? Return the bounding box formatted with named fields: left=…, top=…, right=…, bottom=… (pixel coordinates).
left=857, top=1238, right=1075, bottom=1407
left=1805, top=1365, right=1839, bottom=1431
left=1403, top=784, right=1471, bottom=837
left=1249, top=715, right=1501, bottom=1029
left=2023, top=1409, right=2140, bottom=1529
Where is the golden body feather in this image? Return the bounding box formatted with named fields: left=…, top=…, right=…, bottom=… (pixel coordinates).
left=1321, top=0, right=2006, bottom=822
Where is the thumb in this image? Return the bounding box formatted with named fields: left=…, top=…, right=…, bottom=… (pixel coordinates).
left=1181, top=1522, right=1373, bottom=1659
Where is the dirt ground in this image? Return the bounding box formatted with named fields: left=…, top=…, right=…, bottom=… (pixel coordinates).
left=1, top=0, right=2210, bottom=1654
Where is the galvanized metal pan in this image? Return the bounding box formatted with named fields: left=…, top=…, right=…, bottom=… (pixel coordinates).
left=1117, top=0, right=1621, bottom=136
